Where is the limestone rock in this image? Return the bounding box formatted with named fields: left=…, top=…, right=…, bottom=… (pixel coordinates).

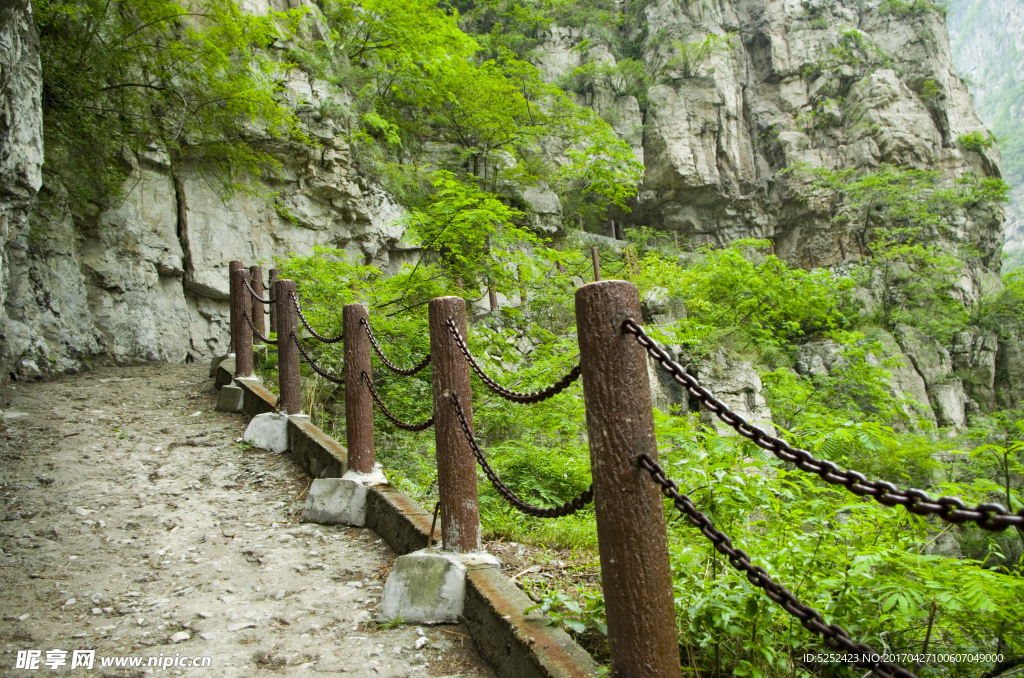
left=951, top=330, right=998, bottom=412
left=243, top=411, right=289, bottom=453
left=696, top=349, right=775, bottom=437
left=377, top=550, right=467, bottom=624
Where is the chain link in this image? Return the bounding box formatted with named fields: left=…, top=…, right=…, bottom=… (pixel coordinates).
left=360, top=317, right=431, bottom=376
left=242, top=311, right=277, bottom=344
left=290, top=332, right=344, bottom=384
left=450, top=393, right=593, bottom=517
left=622, top=318, right=1024, bottom=532
left=446, top=319, right=581, bottom=403
left=361, top=371, right=434, bottom=431
left=289, top=291, right=344, bottom=343
left=637, top=453, right=915, bottom=678
left=242, top=275, right=276, bottom=304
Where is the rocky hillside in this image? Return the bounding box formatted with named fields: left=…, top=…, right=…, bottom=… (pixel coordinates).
left=0, top=0, right=1016, bottom=428
left=947, top=0, right=1024, bottom=272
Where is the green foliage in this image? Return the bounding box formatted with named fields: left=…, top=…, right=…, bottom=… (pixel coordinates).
left=278, top=230, right=1024, bottom=677
left=405, top=170, right=535, bottom=291
left=36, top=0, right=306, bottom=207
left=957, top=131, right=996, bottom=152
left=631, top=240, right=855, bottom=358
left=879, top=0, right=947, bottom=18
left=802, top=28, right=894, bottom=79
left=976, top=270, right=1024, bottom=339
left=654, top=33, right=736, bottom=80
left=789, top=164, right=1009, bottom=341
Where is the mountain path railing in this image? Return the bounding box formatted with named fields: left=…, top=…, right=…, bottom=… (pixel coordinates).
left=223, top=260, right=1023, bottom=678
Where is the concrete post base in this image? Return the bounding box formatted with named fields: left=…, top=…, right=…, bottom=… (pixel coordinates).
left=377, top=549, right=500, bottom=624
left=215, top=383, right=244, bottom=412
left=243, top=411, right=290, bottom=453
left=301, top=465, right=387, bottom=526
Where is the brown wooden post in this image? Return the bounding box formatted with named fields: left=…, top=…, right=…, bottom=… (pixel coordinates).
left=228, top=260, right=244, bottom=352
left=276, top=279, right=302, bottom=415
left=268, top=268, right=280, bottom=336
left=591, top=246, right=601, bottom=282
left=858, top=234, right=866, bottom=256
left=575, top=281, right=682, bottom=678
left=807, top=246, right=816, bottom=269
left=231, top=269, right=254, bottom=377
left=343, top=304, right=374, bottom=473
left=428, top=296, right=481, bottom=553
left=838, top=237, right=846, bottom=260
left=249, top=265, right=266, bottom=342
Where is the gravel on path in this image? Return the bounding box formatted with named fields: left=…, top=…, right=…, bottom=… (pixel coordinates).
left=0, top=362, right=495, bottom=678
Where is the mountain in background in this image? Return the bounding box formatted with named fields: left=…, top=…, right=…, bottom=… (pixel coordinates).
left=947, top=0, right=1024, bottom=271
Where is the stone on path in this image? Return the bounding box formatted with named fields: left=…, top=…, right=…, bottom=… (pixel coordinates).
left=301, top=466, right=388, bottom=526
left=215, top=383, right=244, bottom=413
left=377, top=549, right=468, bottom=624
left=243, top=412, right=289, bottom=453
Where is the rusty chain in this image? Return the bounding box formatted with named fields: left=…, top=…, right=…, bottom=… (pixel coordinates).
left=623, top=319, right=1024, bottom=532
left=242, top=311, right=276, bottom=344
left=450, top=393, right=593, bottom=517
left=242, top=276, right=275, bottom=304
left=359, top=317, right=431, bottom=376
left=637, top=453, right=915, bottom=678
left=289, top=291, right=344, bottom=343
left=290, top=332, right=344, bottom=384
left=446, top=318, right=581, bottom=403
left=360, top=371, right=434, bottom=431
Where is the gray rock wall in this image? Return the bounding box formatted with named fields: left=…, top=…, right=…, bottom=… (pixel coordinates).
left=0, top=0, right=43, bottom=376
left=539, top=0, right=1005, bottom=284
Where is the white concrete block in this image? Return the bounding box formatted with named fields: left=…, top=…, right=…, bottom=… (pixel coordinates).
left=215, top=384, right=244, bottom=412
left=243, top=412, right=289, bottom=453
left=377, top=549, right=467, bottom=623
left=302, top=478, right=368, bottom=526
left=301, top=465, right=387, bottom=526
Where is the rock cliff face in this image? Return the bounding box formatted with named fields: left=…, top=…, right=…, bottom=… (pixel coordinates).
left=0, top=0, right=1014, bottom=410
left=0, top=0, right=43, bottom=370
left=542, top=0, right=1003, bottom=278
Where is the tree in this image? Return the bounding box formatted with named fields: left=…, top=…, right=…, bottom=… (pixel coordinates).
left=37, top=0, right=305, bottom=206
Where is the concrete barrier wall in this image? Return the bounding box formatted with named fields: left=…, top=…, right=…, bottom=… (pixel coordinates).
left=216, top=364, right=598, bottom=678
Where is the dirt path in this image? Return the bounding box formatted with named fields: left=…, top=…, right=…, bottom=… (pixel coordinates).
left=0, top=362, right=495, bottom=678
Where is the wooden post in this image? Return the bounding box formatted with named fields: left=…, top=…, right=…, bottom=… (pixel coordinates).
left=276, top=279, right=302, bottom=415
left=609, top=218, right=616, bottom=239
left=428, top=296, right=481, bottom=553
left=591, top=247, right=601, bottom=282
left=231, top=269, right=254, bottom=378
left=343, top=304, right=374, bottom=473
left=807, top=247, right=816, bottom=269
left=249, top=265, right=266, bottom=342
left=268, top=269, right=279, bottom=336
left=575, top=281, right=682, bottom=678
left=705, top=233, right=712, bottom=248
left=228, top=260, right=244, bottom=352
left=858, top=234, right=866, bottom=256
left=838, top=237, right=846, bottom=261
left=769, top=240, right=776, bottom=256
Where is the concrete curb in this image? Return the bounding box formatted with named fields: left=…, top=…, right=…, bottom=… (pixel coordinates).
left=212, top=366, right=598, bottom=678
left=466, top=567, right=599, bottom=678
